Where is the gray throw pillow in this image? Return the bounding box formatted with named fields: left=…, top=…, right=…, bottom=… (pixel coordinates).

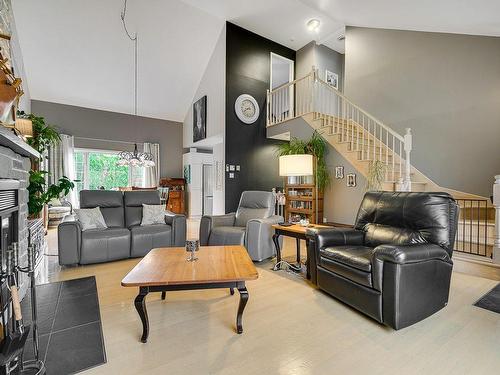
left=141, top=204, right=166, bottom=225
left=74, top=207, right=108, bottom=231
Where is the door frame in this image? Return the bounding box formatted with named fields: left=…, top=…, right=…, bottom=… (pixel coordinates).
left=270, top=52, right=295, bottom=118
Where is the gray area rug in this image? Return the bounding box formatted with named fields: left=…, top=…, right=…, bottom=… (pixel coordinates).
left=474, top=283, right=500, bottom=314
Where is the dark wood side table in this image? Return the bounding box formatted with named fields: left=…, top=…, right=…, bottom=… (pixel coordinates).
left=271, top=224, right=330, bottom=278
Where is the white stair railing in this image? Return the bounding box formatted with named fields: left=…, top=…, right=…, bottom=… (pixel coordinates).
left=267, top=68, right=412, bottom=190
left=493, top=175, right=500, bottom=263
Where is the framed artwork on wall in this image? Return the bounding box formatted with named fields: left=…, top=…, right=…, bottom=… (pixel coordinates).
left=193, top=95, right=207, bottom=142
left=335, top=166, right=344, bottom=179
left=346, top=173, right=356, bottom=187
left=325, top=70, right=339, bottom=89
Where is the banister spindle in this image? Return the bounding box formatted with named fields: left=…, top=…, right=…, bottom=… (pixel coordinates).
left=493, top=175, right=500, bottom=263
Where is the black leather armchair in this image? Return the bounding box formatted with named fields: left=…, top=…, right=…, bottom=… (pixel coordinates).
left=306, top=191, right=459, bottom=330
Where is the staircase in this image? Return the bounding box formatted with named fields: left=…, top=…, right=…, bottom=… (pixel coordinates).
left=267, top=68, right=497, bottom=261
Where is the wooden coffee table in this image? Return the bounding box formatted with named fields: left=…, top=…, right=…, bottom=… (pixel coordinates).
left=121, top=245, right=258, bottom=343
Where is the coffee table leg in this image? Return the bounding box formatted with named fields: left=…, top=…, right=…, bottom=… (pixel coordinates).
left=272, top=233, right=281, bottom=269
left=236, top=286, right=249, bottom=334
left=230, top=288, right=234, bottom=295
left=161, top=291, right=166, bottom=300
left=134, top=287, right=149, bottom=343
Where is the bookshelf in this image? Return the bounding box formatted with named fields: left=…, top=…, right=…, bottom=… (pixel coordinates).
left=284, top=176, right=323, bottom=224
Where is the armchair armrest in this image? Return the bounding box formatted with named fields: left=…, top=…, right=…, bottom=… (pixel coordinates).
left=165, top=211, right=187, bottom=247
left=373, top=243, right=451, bottom=265
left=305, top=227, right=364, bottom=284
left=58, top=215, right=82, bottom=265
left=199, top=213, right=236, bottom=245
left=305, top=227, right=365, bottom=249
left=246, top=215, right=283, bottom=261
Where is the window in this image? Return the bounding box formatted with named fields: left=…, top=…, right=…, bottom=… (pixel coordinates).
left=74, top=149, right=144, bottom=196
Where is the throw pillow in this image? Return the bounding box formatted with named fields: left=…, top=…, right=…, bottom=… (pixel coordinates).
left=74, top=207, right=108, bottom=231
left=141, top=204, right=166, bottom=225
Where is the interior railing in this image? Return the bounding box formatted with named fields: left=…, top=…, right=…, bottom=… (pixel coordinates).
left=455, top=198, right=494, bottom=258
left=267, top=68, right=412, bottom=189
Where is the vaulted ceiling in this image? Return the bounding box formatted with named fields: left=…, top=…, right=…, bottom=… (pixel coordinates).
left=13, top=0, right=500, bottom=122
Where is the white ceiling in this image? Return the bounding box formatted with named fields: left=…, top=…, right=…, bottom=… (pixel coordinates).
left=13, top=0, right=500, bottom=122
left=12, top=0, right=224, bottom=122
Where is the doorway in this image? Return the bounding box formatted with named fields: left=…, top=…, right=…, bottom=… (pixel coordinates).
left=270, top=53, right=295, bottom=119
left=202, top=164, right=213, bottom=216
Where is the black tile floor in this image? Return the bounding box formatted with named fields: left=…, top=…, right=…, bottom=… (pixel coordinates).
left=474, top=283, right=500, bottom=314
left=21, top=276, right=106, bottom=375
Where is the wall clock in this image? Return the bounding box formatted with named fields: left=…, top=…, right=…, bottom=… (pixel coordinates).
left=235, top=94, right=259, bottom=124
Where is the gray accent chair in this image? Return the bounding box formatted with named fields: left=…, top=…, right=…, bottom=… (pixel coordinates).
left=199, top=191, right=283, bottom=261
left=58, top=190, right=186, bottom=265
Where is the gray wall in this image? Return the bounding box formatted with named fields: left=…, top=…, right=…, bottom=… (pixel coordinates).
left=31, top=100, right=183, bottom=177
left=268, top=118, right=365, bottom=225
left=344, top=27, right=500, bottom=197
left=296, top=42, right=344, bottom=91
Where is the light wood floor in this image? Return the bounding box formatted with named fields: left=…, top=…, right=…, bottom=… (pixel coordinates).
left=42, top=222, right=500, bottom=375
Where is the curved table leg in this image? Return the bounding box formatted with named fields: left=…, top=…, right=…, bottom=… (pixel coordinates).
left=236, top=286, right=249, bottom=334
left=230, top=288, right=234, bottom=295
left=134, top=287, right=149, bottom=343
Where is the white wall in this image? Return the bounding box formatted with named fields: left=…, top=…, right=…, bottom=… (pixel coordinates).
left=182, top=25, right=226, bottom=217
left=183, top=25, right=226, bottom=148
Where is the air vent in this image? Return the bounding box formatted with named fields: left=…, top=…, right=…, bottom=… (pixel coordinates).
left=0, top=190, right=17, bottom=212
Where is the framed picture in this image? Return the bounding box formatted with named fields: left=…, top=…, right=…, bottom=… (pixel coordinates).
left=346, top=173, right=356, bottom=187
left=193, top=95, right=207, bottom=142
left=335, top=166, right=344, bottom=179
left=325, top=70, right=339, bottom=89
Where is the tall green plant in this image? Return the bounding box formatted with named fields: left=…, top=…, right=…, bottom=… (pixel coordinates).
left=366, top=160, right=387, bottom=191
left=276, top=130, right=330, bottom=190
left=18, top=111, right=75, bottom=216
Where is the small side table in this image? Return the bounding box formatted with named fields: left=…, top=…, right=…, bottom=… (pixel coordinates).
left=271, top=224, right=330, bottom=278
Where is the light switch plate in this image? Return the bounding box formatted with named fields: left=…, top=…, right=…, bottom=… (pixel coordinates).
left=236, top=165, right=240, bottom=171
left=229, top=173, right=234, bottom=178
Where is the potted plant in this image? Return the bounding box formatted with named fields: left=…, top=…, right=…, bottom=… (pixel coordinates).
left=18, top=111, right=75, bottom=218
left=365, top=160, right=388, bottom=191
left=276, top=130, right=330, bottom=190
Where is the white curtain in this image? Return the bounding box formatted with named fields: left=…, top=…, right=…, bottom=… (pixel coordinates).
left=143, top=142, right=160, bottom=187
left=61, top=134, right=78, bottom=207
left=47, top=134, right=78, bottom=207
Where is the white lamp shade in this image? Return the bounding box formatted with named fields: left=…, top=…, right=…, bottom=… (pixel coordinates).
left=279, top=154, right=313, bottom=176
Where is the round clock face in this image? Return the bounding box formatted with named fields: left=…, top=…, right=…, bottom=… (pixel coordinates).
left=235, top=94, right=259, bottom=124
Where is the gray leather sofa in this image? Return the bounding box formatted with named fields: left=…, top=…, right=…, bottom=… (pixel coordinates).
left=58, top=190, right=186, bottom=265
left=199, top=191, right=283, bottom=261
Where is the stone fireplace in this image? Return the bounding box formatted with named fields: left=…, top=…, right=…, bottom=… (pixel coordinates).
left=0, top=127, right=38, bottom=299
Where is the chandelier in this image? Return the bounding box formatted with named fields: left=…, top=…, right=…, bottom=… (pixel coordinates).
left=117, top=143, right=155, bottom=167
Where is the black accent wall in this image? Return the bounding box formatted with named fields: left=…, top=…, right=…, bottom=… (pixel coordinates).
left=225, top=23, right=295, bottom=212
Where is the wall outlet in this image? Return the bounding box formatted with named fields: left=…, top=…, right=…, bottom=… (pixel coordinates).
left=323, top=217, right=327, bottom=223
left=229, top=173, right=234, bottom=178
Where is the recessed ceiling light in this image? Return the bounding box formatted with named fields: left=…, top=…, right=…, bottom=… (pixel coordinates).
left=307, top=19, right=321, bottom=33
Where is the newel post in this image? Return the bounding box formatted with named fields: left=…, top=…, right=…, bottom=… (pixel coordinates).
left=403, top=128, right=412, bottom=191
left=493, top=175, right=500, bottom=263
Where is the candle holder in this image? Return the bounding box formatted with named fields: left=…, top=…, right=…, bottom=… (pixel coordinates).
left=185, top=240, right=199, bottom=262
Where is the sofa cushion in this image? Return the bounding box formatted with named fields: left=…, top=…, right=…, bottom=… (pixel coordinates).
left=80, top=228, right=130, bottom=264
left=74, top=207, right=108, bottom=231
left=234, top=191, right=274, bottom=227
left=320, top=245, right=375, bottom=272
left=80, top=190, right=125, bottom=228
left=363, top=223, right=427, bottom=248
left=124, top=191, right=161, bottom=228
left=130, top=224, right=172, bottom=257
left=319, top=256, right=373, bottom=288
left=208, top=226, right=246, bottom=246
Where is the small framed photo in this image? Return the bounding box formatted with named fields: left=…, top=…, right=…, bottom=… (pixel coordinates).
left=325, top=70, right=339, bottom=89
left=346, top=173, right=356, bottom=187
left=335, top=166, right=344, bottom=179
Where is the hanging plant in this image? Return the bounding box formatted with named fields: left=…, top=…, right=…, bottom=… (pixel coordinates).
left=276, top=130, right=330, bottom=190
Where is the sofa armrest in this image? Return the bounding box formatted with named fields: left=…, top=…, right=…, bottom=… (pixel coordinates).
left=199, top=213, right=236, bottom=245
left=165, top=212, right=187, bottom=247
left=373, top=243, right=451, bottom=265
left=245, top=215, right=283, bottom=261
left=58, top=215, right=82, bottom=265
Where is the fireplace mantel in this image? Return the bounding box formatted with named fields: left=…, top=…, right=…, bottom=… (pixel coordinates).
left=0, top=126, right=39, bottom=159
